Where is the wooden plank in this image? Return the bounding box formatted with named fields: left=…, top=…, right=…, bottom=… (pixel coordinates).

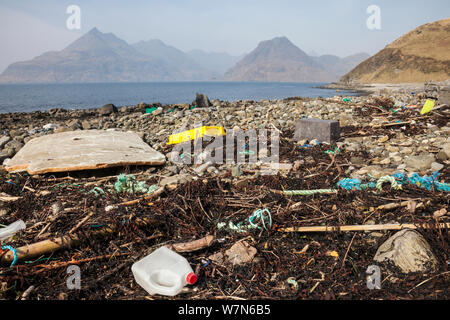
left=4, top=130, right=166, bottom=174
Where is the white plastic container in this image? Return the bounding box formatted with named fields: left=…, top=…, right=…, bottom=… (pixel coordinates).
left=132, top=246, right=197, bottom=296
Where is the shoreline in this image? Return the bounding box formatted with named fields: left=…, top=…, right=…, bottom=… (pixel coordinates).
left=318, top=80, right=450, bottom=95
left=0, top=82, right=449, bottom=300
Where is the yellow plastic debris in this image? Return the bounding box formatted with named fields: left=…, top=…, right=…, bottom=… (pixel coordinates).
left=167, top=126, right=226, bottom=145
left=420, top=99, right=435, bottom=115
left=327, top=250, right=339, bottom=258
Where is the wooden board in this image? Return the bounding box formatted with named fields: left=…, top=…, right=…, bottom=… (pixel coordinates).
left=4, top=130, right=166, bottom=174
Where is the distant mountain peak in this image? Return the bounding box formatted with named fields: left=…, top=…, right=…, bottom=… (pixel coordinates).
left=87, top=27, right=101, bottom=35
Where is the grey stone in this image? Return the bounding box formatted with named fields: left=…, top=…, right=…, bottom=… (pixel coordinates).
left=159, top=174, right=192, bottom=187
left=294, top=118, right=340, bottom=144
left=99, top=103, right=118, bottom=115
left=195, top=93, right=212, bottom=108
left=374, top=229, right=438, bottom=274
left=81, top=120, right=92, bottom=130
left=442, top=143, right=450, bottom=158
left=405, top=154, right=436, bottom=171
left=0, top=151, right=9, bottom=163
left=0, top=136, right=11, bottom=149
left=436, top=151, right=448, bottom=161
left=232, top=165, right=243, bottom=177
left=430, top=162, right=444, bottom=172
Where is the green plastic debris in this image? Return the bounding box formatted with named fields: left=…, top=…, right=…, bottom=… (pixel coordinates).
left=190, top=105, right=197, bottom=110
left=145, top=107, right=158, bottom=114
left=114, top=174, right=159, bottom=194
left=343, top=98, right=352, bottom=102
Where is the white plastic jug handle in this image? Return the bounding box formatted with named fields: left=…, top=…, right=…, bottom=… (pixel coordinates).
left=148, top=269, right=182, bottom=296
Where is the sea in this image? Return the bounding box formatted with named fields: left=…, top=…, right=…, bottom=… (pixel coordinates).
left=0, top=82, right=362, bottom=114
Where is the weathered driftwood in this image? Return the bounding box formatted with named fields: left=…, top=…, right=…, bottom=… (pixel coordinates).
left=4, top=130, right=166, bottom=174
left=0, top=217, right=159, bottom=265
left=168, top=235, right=215, bottom=253
left=278, top=222, right=450, bottom=233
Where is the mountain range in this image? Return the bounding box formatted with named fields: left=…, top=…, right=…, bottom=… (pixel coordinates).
left=224, top=37, right=369, bottom=82
left=0, top=28, right=369, bottom=83
left=341, top=18, right=450, bottom=83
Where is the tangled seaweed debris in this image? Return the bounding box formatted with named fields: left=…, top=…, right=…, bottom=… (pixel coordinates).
left=0, top=87, right=449, bottom=300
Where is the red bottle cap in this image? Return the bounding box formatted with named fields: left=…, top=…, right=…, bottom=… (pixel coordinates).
left=186, top=272, right=197, bottom=285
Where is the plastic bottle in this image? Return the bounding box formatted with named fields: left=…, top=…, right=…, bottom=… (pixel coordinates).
left=131, top=246, right=197, bottom=296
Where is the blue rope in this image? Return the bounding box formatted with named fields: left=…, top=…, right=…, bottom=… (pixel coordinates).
left=1, top=245, right=18, bottom=267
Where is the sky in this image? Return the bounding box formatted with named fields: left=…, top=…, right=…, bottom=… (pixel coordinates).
left=0, top=0, right=449, bottom=72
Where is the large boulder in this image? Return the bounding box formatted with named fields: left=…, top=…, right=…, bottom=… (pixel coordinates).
left=373, top=229, right=438, bottom=274
left=98, top=103, right=118, bottom=116
left=195, top=93, right=212, bottom=108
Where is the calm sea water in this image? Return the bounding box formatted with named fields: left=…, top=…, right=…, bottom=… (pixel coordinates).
left=0, top=82, right=360, bottom=114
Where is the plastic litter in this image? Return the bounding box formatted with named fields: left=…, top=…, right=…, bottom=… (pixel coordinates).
left=420, top=99, right=435, bottom=115
left=337, top=172, right=450, bottom=192
left=167, top=126, right=226, bottom=145
left=131, top=246, right=197, bottom=296
left=114, top=174, right=159, bottom=194
left=0, top=220, right=26, bottom=241
left=393, top=172, right=450, bottom=192
left=145, top=107, right=158, bottom=114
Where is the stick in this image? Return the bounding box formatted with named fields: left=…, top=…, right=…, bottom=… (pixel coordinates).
left=0, top=217, right=159, bottom=265
left=278, top=222, right=450, bottom=233
left=69, top=211, right=95, bottom=234
left=20, top=285, right=35, bottom=300
left=168, top=235, right=215, bottom=253
left=116, top=187, right=165, bottom=206
left=31, top=253, right=130, bottom=275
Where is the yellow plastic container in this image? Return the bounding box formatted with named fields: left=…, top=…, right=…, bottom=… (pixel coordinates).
left=167, top=126, right=226, bottom=145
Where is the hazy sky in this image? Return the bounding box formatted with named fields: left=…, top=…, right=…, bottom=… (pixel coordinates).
left=0, top=0, right=449, bottom=72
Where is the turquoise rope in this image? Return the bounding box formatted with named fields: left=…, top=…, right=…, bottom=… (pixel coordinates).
left=218, top=208, right=273, bottom=233
left=1, top=245, right=18, bottom=267
left=248, top=208, right=272, bottom=231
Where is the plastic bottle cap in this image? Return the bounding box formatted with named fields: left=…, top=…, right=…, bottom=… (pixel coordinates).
left=186, top=272, right=197, bottom=285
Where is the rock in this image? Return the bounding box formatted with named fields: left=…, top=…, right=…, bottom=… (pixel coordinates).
left=66, top=119, right=81, bottom=130
left=193, top=161, right=212, bottom=175
left=166, top=165, right=179, bottom=175
left=195, top=93, right=212, bottom=108
left=54, top=126, right=73, bottom=133
left=405, top=154, right=436, bottom=172
left=99, top=103, right=118, bottom=115
left=436, top=151, right=448, bottom=161
left=293, top=160, right=304, bottom=171
left=232, top=165, right=243, bottom=177
left=159, top=174, right=192, bottom=187
left=5, top=140, right=24, bottom=153
left=224, top=241, right=257, bottom=266
left=430, top=162, right=444, bottom=172
left=373, top=229, right=438, bottom=274
left=379, top=158, right=391, bottom=165
left=43, top=123, right=58, bottom=130
left=442, top=143, right=450, bottom=158
left=400, top=147, right=414, bottom=155
left=81, top=120, right=92, bottom=130
left=0, top=151, right=9, bottom=163
left=0, top=136, right=11, bottom=149
left=350, top=156, right=365, bottom=165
